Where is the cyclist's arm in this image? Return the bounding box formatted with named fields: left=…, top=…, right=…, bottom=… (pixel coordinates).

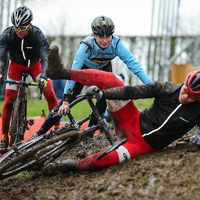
left=116, top=40, right=152, bottom=84
left=103, top=81, right=173, bottom=100
left=63, top=43, right=90, bottom=102
left=0, top=30, right=9, bottom=75
left=37, top=30, right=50, bottom=80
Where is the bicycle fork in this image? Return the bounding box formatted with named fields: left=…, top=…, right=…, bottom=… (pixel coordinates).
left=87, top=99, right=115, bottom=145
left=87, top=99, right=127, bottom=160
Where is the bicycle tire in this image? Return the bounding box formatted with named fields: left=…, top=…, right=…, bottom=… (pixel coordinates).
left=9, top=99, right=22, bottom=145
left=0, top=139, right=70, bottom=179
left=19, top=98, right=27, bottom=141
left=0, top=129, right=90, bottom=180
left=0, top=115, right=95, bottom=180
left=0, top=135, right=45, bottom=164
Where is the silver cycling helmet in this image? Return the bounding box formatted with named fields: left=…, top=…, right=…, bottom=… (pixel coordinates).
left=11, top=6, right=33, bottom=26
left=91, top=15, right=115, bottom=36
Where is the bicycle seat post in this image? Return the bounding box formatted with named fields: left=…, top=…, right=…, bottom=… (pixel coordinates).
left=22, top=72, right=29, bottom=82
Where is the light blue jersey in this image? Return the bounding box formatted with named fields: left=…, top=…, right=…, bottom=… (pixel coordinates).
left=64, top=35, right=152, bottom=96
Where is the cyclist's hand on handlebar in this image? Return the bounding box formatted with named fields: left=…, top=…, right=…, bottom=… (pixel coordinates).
left=58, top=101, right=70, bottom=116
left=0, top=74, right=4, bottom=86
left=39, top=78, right=48, bottom=90
left=86, top=86, right=103, bottom=99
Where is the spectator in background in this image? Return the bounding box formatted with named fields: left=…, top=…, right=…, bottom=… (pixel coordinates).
left=53, top=79, right=66, bottom=102
left=53, top=79, right=66, bottom=122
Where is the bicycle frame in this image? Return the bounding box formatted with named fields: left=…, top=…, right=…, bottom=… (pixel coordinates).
left=53, top=93, right=127, bottom=159
left=4, top=73, right=41, bottom=145
left=69, top=95, right=115, bottom=144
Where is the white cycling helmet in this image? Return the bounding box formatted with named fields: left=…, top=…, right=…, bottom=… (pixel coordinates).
left=11, top=6, right=33, bottom=27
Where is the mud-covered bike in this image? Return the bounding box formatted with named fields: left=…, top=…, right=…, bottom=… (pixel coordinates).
left=3, top=72, right=43, bottom=146
left=0, top=91, right=127, bottom=180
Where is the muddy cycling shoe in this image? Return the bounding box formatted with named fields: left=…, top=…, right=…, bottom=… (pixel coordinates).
left=46, top=45, right=71, bottom=80
left=0, top=137, right=9, bottom=154
left=42, top=159, right=77, bottom=175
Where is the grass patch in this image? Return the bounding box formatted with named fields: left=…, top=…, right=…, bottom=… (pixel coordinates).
left=0, top=98, right=153, bottom=121
left=14, top=171, right=34, bottom=179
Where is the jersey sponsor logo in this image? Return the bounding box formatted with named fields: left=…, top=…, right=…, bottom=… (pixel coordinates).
left=116, top=145, right=130, bottom=163
left=26, top=47, right=33, bottom=49
left=89, top=59, right=111, bottom=64
left=180, top=117, right=189, bottom=123
left=123, top=153, right=128, bottom=160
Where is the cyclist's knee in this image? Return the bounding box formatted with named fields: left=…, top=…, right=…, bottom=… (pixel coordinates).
left=91, top=70, right=124, bottom=89
left=104, top=73, right=124, bottom=88
left=4, top=90, right=17, bottom=105
left=49, top=101, right=63, bottom=116
left=43, top=81, right=56, bottom=97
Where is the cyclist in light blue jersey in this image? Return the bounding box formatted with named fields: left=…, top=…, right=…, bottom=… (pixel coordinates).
left=35, top=15, right=152, bottom=139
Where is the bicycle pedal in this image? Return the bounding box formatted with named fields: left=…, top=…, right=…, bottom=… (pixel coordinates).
left=28, top=119, right=34, bottom=125
left=20, top=135, right=24, bottom=141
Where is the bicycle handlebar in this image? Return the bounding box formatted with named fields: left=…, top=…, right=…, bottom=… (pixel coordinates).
left=76, top=92, right=95, bottom=99
left=4, top=79, right=40, bottom=86
left=52, top=94, right=91, bottom=119
left=3, top=79, right=43, bottom=100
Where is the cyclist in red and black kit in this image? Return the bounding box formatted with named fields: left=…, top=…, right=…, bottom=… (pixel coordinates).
left=0, top=6, right=60, bottom=153
left=42, top=51, right=200, bottom=174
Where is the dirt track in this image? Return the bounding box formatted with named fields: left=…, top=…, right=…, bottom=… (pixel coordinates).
left=0, top=127, right=200, bottom=200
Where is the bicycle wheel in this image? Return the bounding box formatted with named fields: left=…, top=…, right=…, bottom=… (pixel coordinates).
left=0, top=129, right=89, bottom=180
left=0, top=139, right=70, bottom=179
left=9, top=99, right=22, bottom=145
left=0, top=135, right=45, bottom=164
left=19, top=97, right=27, bottom=141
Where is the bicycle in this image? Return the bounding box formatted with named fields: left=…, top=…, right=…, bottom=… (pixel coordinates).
left=0, top=91, right=127, bottom=180
left=3, top=72, right=43, bottom=146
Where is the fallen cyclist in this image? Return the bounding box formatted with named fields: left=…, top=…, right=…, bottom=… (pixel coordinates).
left=41, top=54, right=200, bottom=175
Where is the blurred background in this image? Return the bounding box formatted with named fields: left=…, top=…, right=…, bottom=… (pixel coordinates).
left=1, top=0, right=200, bottom=87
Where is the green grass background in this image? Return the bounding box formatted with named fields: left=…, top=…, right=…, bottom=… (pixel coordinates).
left=0, top=98, right=153, bottom=121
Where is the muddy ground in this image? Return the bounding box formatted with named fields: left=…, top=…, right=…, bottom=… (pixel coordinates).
left=0, top=127, right=200, bottom=200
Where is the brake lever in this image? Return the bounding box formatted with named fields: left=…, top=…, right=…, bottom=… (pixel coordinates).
left=52, top=112, right=59, bottom=118
left=39, top=88, right=43, bottom=100
left=52, top=109, right=70, bottom=118
left=76, top=91, right=95, bottom=98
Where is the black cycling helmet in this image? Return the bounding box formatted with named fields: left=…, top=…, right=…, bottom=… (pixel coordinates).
left=11, top=6, right=33, bottom=27
left=91, top=15, right=115, bottom=36
left=185, top=70, right=200, bottom=97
